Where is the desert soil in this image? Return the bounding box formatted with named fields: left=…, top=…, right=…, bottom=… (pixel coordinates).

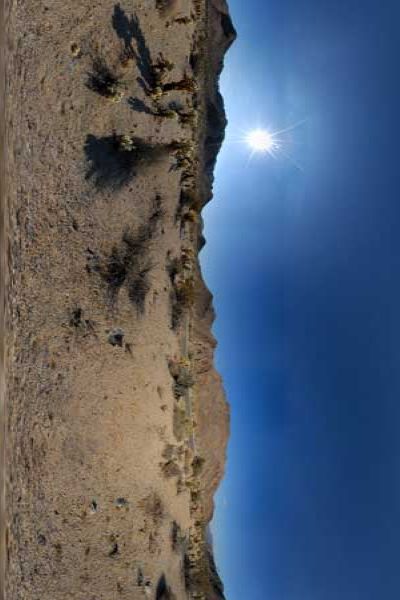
left=2, top=0, right=235, bottom=599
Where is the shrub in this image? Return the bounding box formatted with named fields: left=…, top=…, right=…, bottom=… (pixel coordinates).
left=86, top=56, right=124, bottom=102
left=173, top=403, right=187, bottom=442
left=127, top=263, right=152, bottom=314
left=139, top=492, right=164, bottom=526
left=162, top=460, right=181, bottom=479
left=192, top=456, right=205, bottom=477
left=85, top=135, right=165, bottom=189
left=175, top=277, right=196, bottom=307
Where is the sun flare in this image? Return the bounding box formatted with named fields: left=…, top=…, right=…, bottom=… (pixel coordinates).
left=246, top=129, right=277, bottom=153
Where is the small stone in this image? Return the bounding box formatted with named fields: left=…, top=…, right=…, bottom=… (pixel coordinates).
left=114, top=497, right=128, bottom=508
left=108, top=328, right=124, bottom=347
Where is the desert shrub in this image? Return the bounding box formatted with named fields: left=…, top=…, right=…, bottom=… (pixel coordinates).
left=176, top=278, right=195, bottom=307
left=171, top=520, right=186, bottom=552
left=180, top=188, right=202, bottom=213
left=127, top=263, right=152, bottom=314
left=85, top=135, right=165, bottom=189
left=86, top=56, right=124, bottom=101
left=192, top=456, right=205, bottom=477
left=139, top=492, right=164, bottom=526
left=163, top=75, right=197, bottom=94
left=170, top=277, right=196, bottom=329
left=173, top=403, right=187, bottom=442
left=69, top=307, right=95, bottom=333
left=162, top=460, right=181, bottom=478
left=92, top=197, right=163, bottom=310
left=171, top=292, right=184, bottom=330
left=166, top=255, right=182, bottom=283
left=169, top=359, right=194, bottom=397
left=155, top=0, right=172, bottom=11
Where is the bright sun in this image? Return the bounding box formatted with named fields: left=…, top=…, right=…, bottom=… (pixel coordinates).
left=246, top=129, right=277, bottom=153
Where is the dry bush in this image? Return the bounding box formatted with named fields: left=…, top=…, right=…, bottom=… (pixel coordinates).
left=171, top=520, right=187, bottom=553
left=173, top=403, right=187, bottom=442
left=139, top=492, right=164, bottom=527
left=171, top=277, right=196, bottom=329
left=192, top=456, right=205, bottom=477
left=86, top=56, right=124, bottom=101
left=127, top=264, right=152, bottom=314
left=176, top=277, right=195, bottom=306
left=162, top=460, right=181, bottom=479
left=89, top=197, right=163, bottom=312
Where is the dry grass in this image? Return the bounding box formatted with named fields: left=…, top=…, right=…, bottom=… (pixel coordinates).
left=139, top=492, right=164, bottom=527
left=173, top=403, right=187, bottom=442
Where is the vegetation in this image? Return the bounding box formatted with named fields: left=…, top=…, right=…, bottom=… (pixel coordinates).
left=191, top=456, right=205, bottom=477
left=86, top=56, right=124, bottom=102
left=139, top=492, right=164, bottom=527
left=161, top=459, right=181, bottom=479
left=85, top=134, right=164, bottom=189
left=173, top=402, right=187, bottom=442
left=87, top=197, right=163, bottom=312
left=171, top=520, right=186, bottom=553
left=127, top=264, right=153, bottom=314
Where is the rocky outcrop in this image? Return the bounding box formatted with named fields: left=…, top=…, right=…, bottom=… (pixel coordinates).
left=185, top=1, right=236, bottom=598
left=203, top=0, right=236, bottom=190
left=194, top=0, right=235, bottom=526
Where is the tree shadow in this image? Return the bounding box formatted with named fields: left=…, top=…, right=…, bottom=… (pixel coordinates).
left=127, top=97, right=153, bottom=115
left=156, top=573, right=175, bottom=600
left=86, top=56, right=122, bottom=99
left=84, top=134, right=138, bottom=189
left=112, top=3, right=154, bottom=88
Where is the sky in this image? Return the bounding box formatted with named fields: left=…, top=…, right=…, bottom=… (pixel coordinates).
left=200, top=2, right=400, bottom=599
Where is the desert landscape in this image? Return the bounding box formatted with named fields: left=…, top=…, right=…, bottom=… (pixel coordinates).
left=2, top=0, right=235, bottom=598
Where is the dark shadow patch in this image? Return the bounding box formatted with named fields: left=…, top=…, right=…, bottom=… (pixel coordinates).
left=162, top=75, right=197, bottom=93
left=84, top=134, right=161, bottom=189
left=91, top=197, right=164, bottom=311
left=155, top=0, right=172, bottom=12
left=102, top=246, right=127, bottom=296
left=128, top=97, right=153, bottom=114
left=84, top=134, right=137, bottom=189
left=127, top=263, right=153, bottom=314
left=183, top=554, right=191, bottom=591
left=137, top=568, right=144, bottom=586
left=156, top=573, right=176, bottom=600
left=112, top=4, right=154, bottom=88
left=109, top=542, right=119, bottom=557
left=69, top=307, right=96, bottom=334
left=86, top=56, right=122, bottom=99
left=70, top=307, right=83, bottom=328
left=220, top=13, right=237, bottom=41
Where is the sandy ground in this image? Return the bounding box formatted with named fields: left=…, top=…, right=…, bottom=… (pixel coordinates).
left=2, top=1, right=235, bottom=598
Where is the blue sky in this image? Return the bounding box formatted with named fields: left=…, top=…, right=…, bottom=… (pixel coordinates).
left=201, top=1, right=400, bottom=599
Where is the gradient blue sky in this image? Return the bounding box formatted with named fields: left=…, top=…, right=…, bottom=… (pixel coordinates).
left=201, top=2, right=400, bottom=599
